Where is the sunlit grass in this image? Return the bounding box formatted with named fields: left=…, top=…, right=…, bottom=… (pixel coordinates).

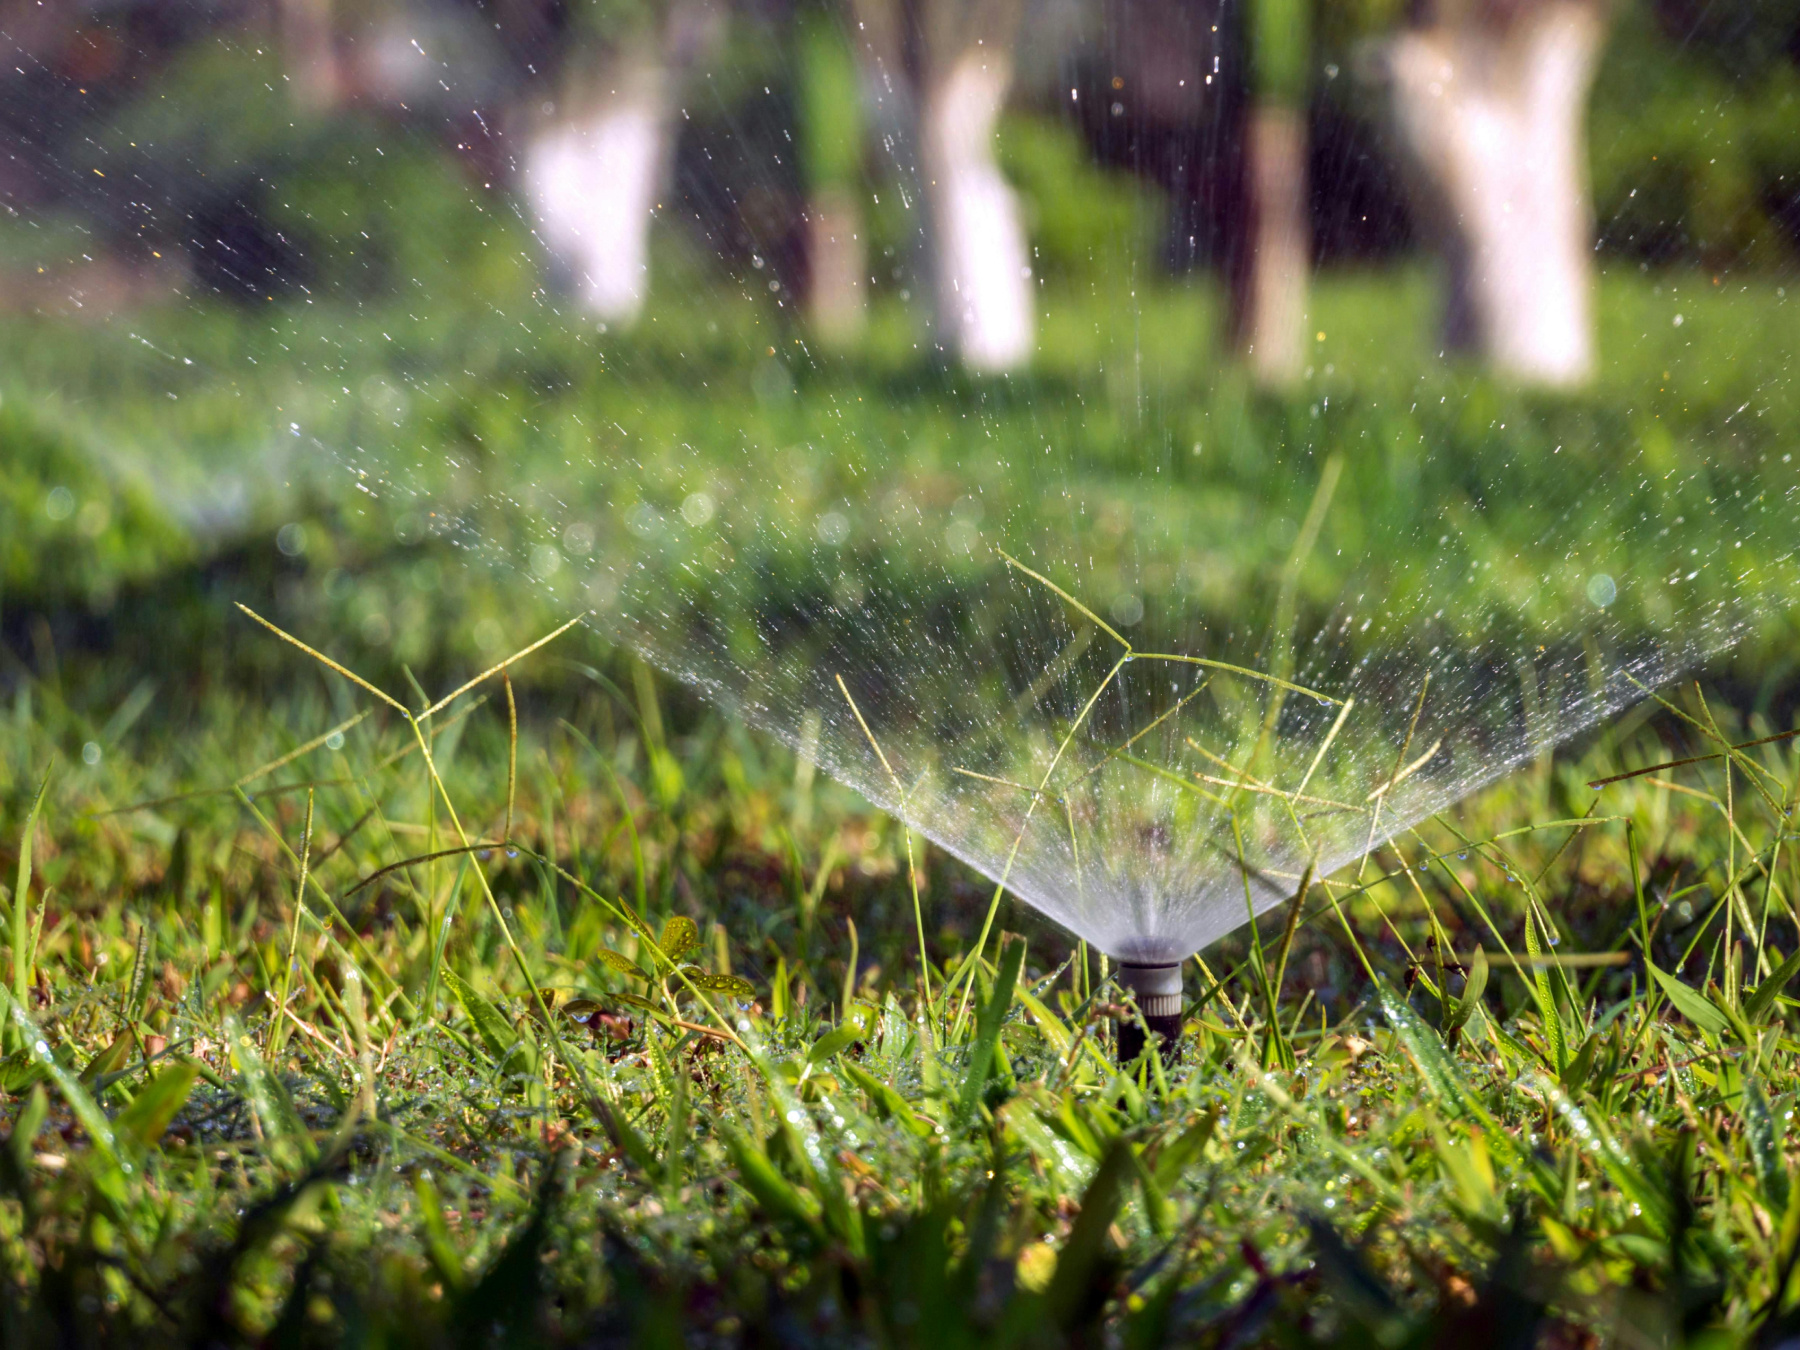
left=3, top=607, right=1800, bottom=1343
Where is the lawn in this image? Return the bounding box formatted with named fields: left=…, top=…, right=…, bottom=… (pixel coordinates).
left=2, top=607, right=1800, bottom=1344
left=4, top=236, right=1800, bottom=1342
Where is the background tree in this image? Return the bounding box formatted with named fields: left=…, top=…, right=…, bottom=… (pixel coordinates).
left=798, top=8, right=867, bottom=346
left=1232, top=0, right=1312, bottom=387
left=854, top=0, right=1034, bottom=371
left=276, top=0, right=342, bottom=112
left=1382, top=0, right=1605, bottom=386
left=519, top=0, right=721, bottom=326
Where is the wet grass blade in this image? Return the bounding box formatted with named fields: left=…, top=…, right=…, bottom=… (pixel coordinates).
left=11, top=766, right=51, bottom=1009
left=959, top=935, right=1025, bottom=1121
left=1745, top=1077, right=1791, bottom=1218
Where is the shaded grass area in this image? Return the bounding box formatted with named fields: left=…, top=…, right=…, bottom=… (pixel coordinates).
left=3, top=189, right=1800, bottom=1342
left=3, top=263, right=1798, bottom=720
left=3, top=611, right=1800, bottom=1345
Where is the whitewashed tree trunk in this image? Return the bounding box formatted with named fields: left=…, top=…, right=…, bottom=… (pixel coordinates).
left=521, top=58, right=670, bottom=325
left=1239, top=105, right=1309, bottom=386
left=277, top=0, right=341, bottom=111
left=807, top=187, right=867, bottom=344
left=919, top=48, right=1033, bottom=371
left=1385, top=1, right=1603, bottom=386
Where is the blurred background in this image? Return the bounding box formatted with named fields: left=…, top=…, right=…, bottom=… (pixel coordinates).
left=1, top=0, right=1798, bottom=721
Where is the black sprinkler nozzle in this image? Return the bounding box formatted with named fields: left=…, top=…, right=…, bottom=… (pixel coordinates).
left=1115, top=961, right=1182, bottom=1065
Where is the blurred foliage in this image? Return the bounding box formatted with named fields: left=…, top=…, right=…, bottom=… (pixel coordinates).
left=999, top=116, right=1164, bottom=282
left=1247, top=0, right=1313, bottom=106
left=0, top=253, right=1796, bottom=757
left=0, top=403, right=193, bottom=613
left=1592, top=4, right=1800, bottom=267
left=797, top=12, right=864, bottom=192
left=75, top=42, right=535, bottom=304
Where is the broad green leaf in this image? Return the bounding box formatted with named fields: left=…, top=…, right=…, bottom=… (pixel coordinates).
left=1128, top=1144, right=1174, bottom=1237
left=1648, top=962, right=1730, bottom=1036
left=678, top=967, right=756, bottom=999
left=413, top=1171, right=465, bottom=1292
left=1525, top=1071, right=1670, bottom=1236
left=1037, top=1139, right=1132, bottom=1329
left=1015, top=986, right=1074, bottom=1058
left=611, top=990, right=664, bottom=1015
left=1525, top=912, right=1565, bottom=1070
left=1152, top=1110, right=1220, bottom=1190
left=1001, top=1101, right=1096, bottom=1191
left=1, top=987, right=128, bottom=1194
left=441, top=967, right=536, bottom=1075
left=807, top=1024, right=861, bottom=1066
left=115, top=1060, right=200, bottom=1150
left=1560, top=1033, right=1600, bottom=1093
left=594, top=948, right=642, bottom=980
left=225, top=1014, right=314, bottom=1162
left=78, top=1031, right=133, bottom=1088
left=1432, top=1121, right=1499, bottom=1218
left=596, top=1097, right=658, bottom=1173
left=1376, top=977, right=1470, bottom=1110
left=658, top=916, right=699, bottom=964
left=7, top=1084, right=48, bottom=1178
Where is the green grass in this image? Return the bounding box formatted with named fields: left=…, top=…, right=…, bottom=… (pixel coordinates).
left=3, top=609, right=1800, bottom=1344
left=4, top=257, right=1799, bottom=706
left=4, top=122, right=1800, bottom=1341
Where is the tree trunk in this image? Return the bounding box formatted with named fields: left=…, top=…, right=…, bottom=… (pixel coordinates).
left=1385, top=1, right=1603, bottom=386
left=1234, top=105, right=1309, bottom=386
left=798, top=15, right=867, bottom=346
left=918, top=46, right=1033, bottom=372
left=521, top=57, right=669, bottom=325
left=277, top=0, right=341, bottom=111
left=519, top=3, right=719, bottom=327
left=806, top=188, right=867, bottom=344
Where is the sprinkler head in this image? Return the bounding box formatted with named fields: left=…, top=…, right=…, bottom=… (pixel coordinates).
left=1115, top=961, right=1183, bottom=1065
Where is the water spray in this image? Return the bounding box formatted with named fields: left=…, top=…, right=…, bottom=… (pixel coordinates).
left=1115, top=961, right=1183, bottom=1065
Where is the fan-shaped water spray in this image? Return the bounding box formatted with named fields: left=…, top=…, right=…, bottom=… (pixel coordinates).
left=350, top=400, right=1794, bottom=973
left=2, top=8, right=1797, bottom=987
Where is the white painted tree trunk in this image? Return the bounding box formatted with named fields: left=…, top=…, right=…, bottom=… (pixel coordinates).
left=277, top=0, right=341, bottom=111
left=919, top=50, right=1033, bottom=372
left=521, top=61, right=669, bottom=326
left=1239, top=105, right=1309, bottom=387
left=807, top=188, right=867, bottom=344
left=1386, top=2, right=1602, bottom=386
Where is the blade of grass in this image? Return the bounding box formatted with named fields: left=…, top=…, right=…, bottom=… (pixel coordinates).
left=11, top=765, right=51, bottom=1009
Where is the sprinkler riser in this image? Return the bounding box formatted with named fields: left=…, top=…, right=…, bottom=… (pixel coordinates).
left=1115, top=961, right=1183, bottom=1065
